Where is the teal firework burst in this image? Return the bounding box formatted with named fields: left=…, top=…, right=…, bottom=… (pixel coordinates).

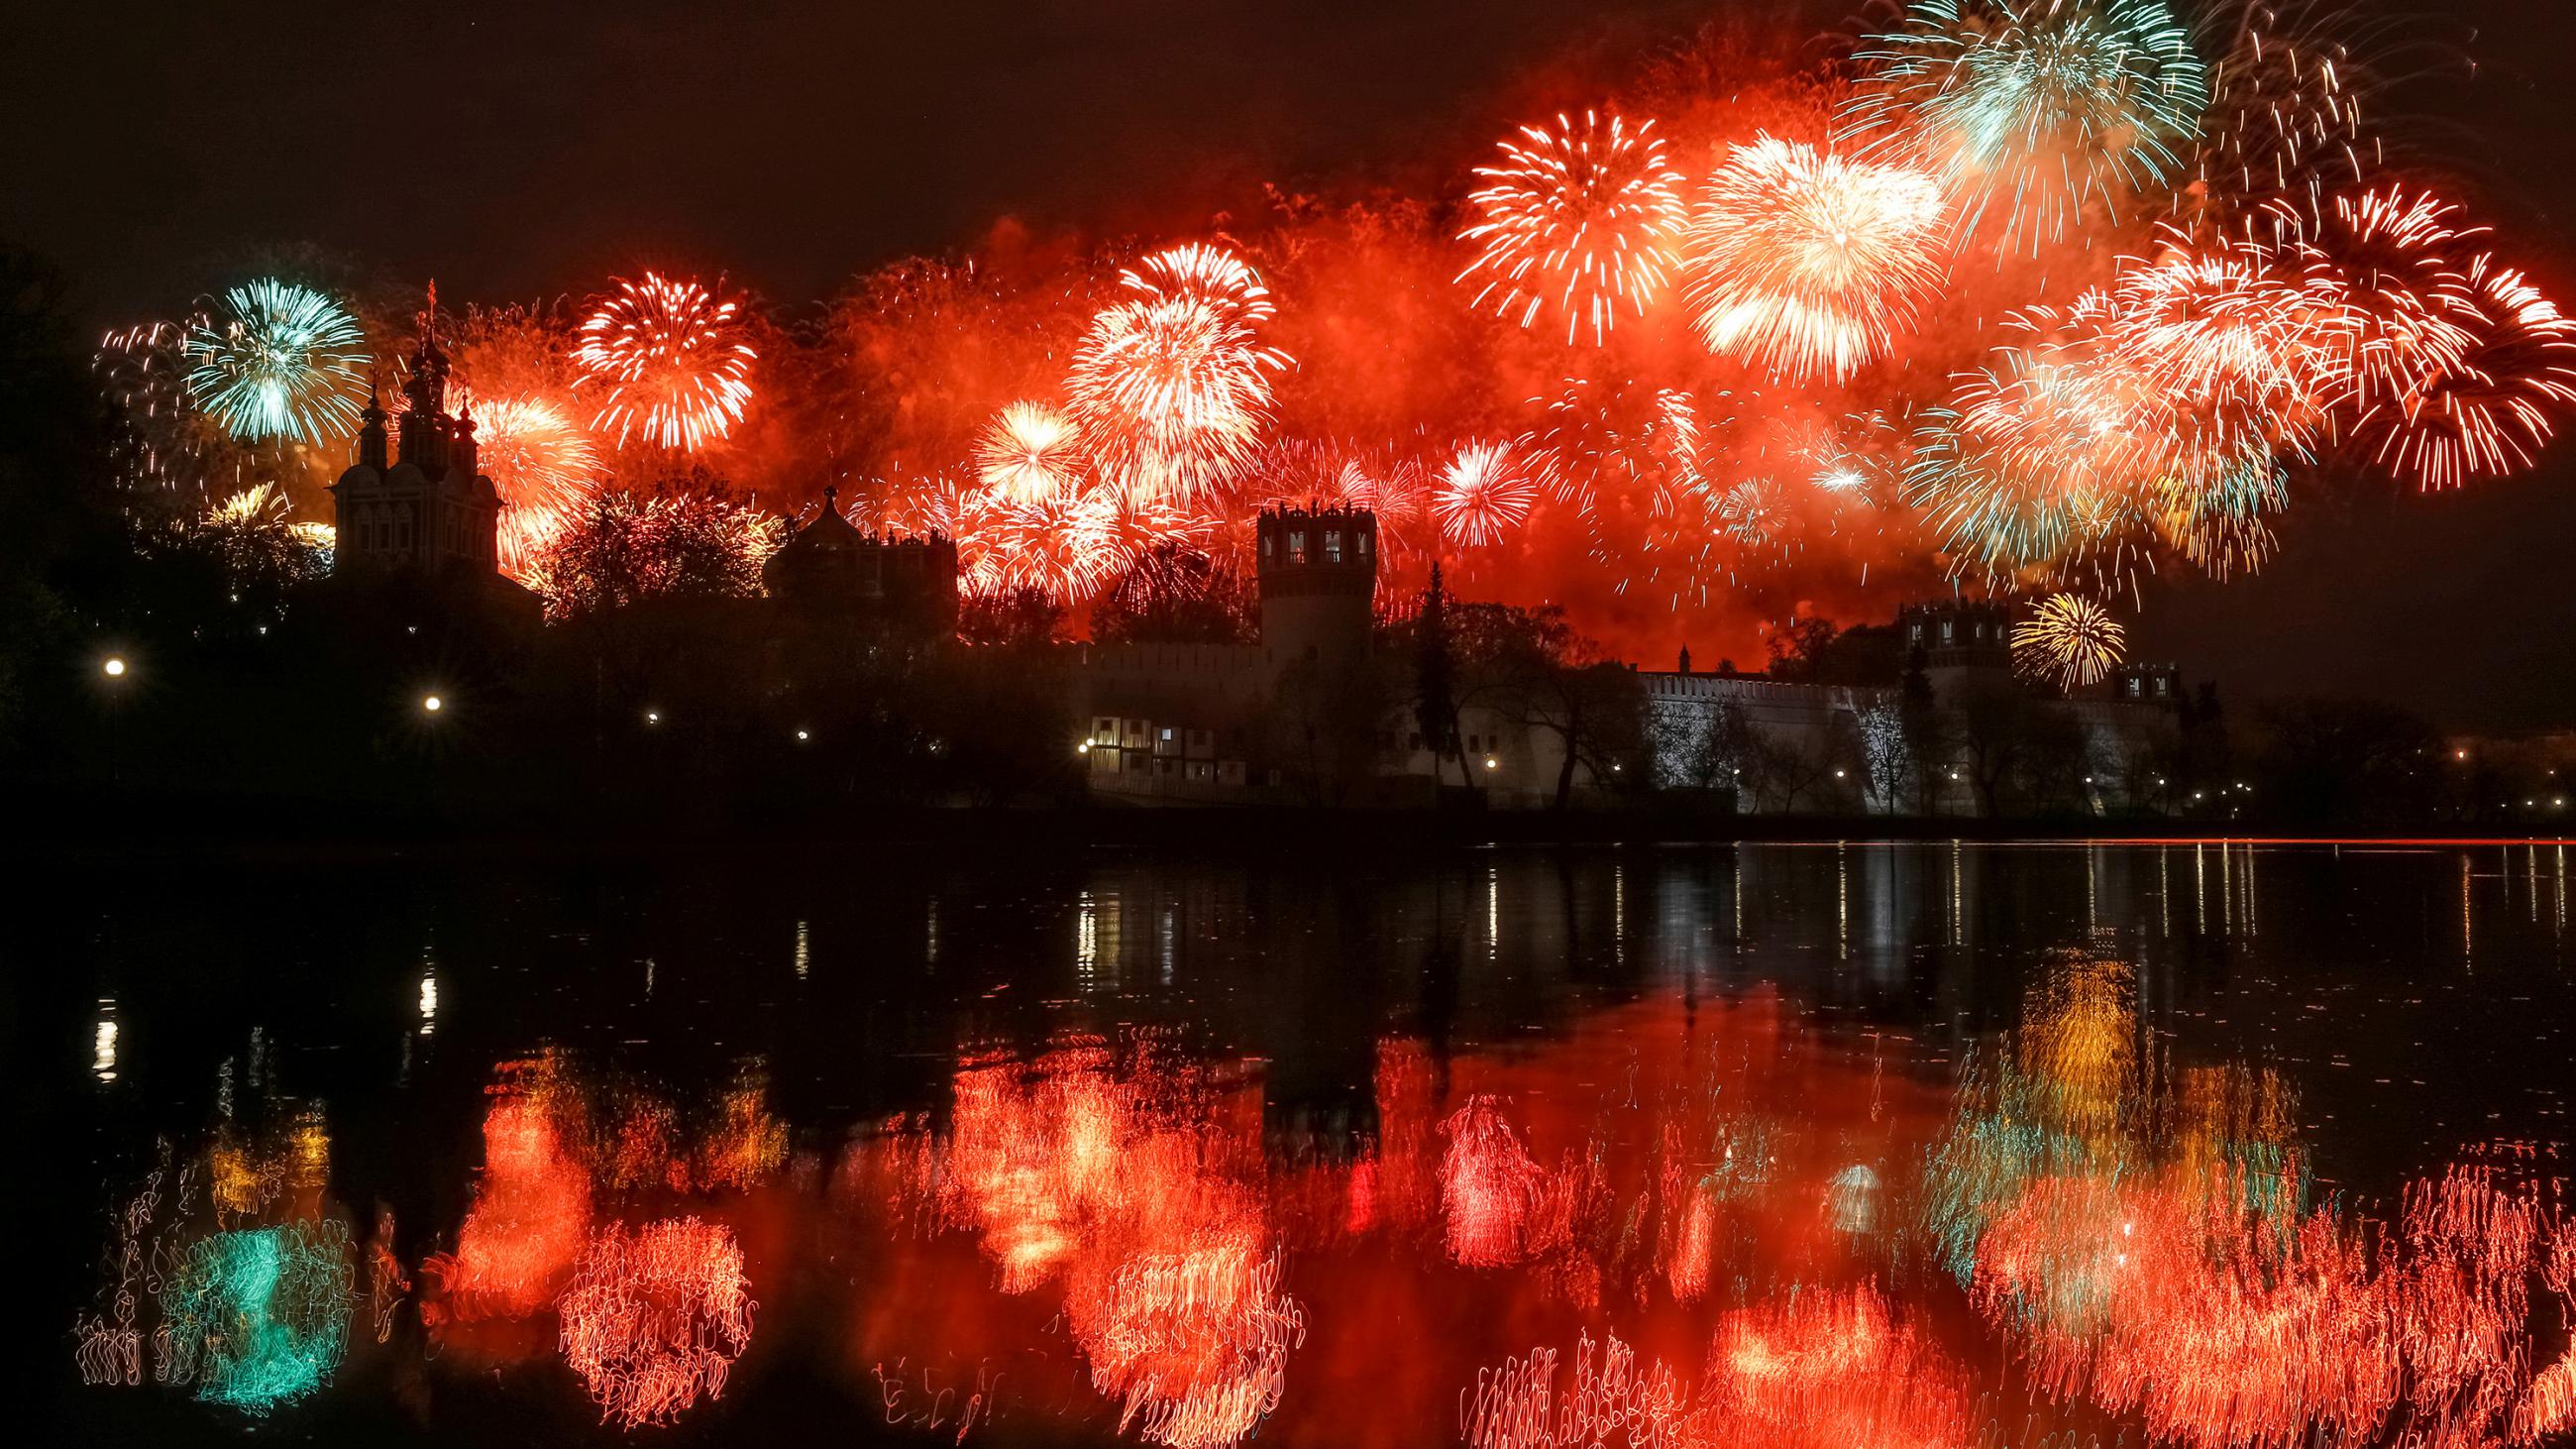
left=183, top=279, right=371, bottom=444
left=1843, top=0, right=2210, bottom=253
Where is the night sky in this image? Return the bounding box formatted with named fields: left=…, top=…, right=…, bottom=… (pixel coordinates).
left=7, top=0, right=2575, bottom=728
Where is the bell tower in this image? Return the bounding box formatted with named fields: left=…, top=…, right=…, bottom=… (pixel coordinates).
left=330, top=286, right=503, bottom=579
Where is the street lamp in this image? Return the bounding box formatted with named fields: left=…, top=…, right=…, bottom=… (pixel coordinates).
left=102, top=656, right=127, bottom=679
left=644, top=709, right=661, bottom=725
left=796, top=729, right=811, bottom=742
left=421, top=694, right=444, bottom=715
left=1483, top=756, right=1498, bottom=771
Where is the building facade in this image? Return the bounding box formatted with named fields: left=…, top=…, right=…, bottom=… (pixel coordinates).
left=762, top=486, right=959, bottom=635
left=1078, top=504, right=1381, bottom=802
left=329, top=319, right=502, bottom=579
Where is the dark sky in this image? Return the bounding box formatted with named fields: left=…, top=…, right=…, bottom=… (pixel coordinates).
left=6, top=1, right=2575, bottom=729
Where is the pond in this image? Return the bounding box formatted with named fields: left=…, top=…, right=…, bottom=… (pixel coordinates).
left=26, top=841, right=2576, bottom=1446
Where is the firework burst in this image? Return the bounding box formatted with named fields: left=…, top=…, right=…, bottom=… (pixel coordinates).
left=2188, top=0, right=2377, bottom=241
left=1067, top=243, right=1289, bottom=502
left=574, top=273, right=758, bottom=452
left=182, top=280, right=371, bottom=444
left=1845, top=0, right=2210, bottom=252
left=1523, top=375, right=1702, bottom=513
left=977, top=400, right=1087, bottom=501
left=1456, top=109, right=1687, bottom=346
left=470, top=395, right=604, bottom=577
left=2282, top=188, right=2576, bottom=490
left=100, top=316, right=243, bottom=506
left=1433, top=441, right=1537, bottom=548
left=1682, top=137, right=1948, bottom=381
left=1909, top=304, right=2159, bottom=592
left=2013, top=593, right=2129, bottom=689
left=2379, top=257, right=2576, bottom=490
left=2110, top=234, right=2337, bottom=427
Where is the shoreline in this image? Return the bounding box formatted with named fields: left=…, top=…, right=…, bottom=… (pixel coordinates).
left=11, top=793, right=2571, bottom=867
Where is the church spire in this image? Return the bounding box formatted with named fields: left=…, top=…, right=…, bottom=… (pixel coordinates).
left=358, top=372, right=387, bottom=470
left=396, top=282, right=450, bottom=468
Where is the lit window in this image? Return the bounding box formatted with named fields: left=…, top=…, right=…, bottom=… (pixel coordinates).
left=1288, top=530, right=1307, bottom=563
left=1325, top=530, right=1343, bottom=563
left=1358, top=532, right=1372, bottom=557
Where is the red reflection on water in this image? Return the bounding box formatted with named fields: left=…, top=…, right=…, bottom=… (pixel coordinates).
left=1440, top=1096, right=1548, bottom=1268
left=557, top=1216, right=756, bottom=1427
left=924, top=1041, right=1304, bottom=1446
left=427, top=1082, right=590, bottom=1321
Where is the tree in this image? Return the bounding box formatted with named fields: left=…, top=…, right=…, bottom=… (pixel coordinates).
left=1441, top=601, right=1645, bottom=810
left=523, top=485, right=780, bottom=621
left=1408, top=565, right=1466, bottom=790
left=1765, top=617, right=1838, bottom=680
left=1857, top=700, right=1910, bottom=814
left=2013, top=704, right=2094, bottom=816
left=1754, top=729, right=1835, bottom=812
left=1954, top=675, right=2037, bottom=817
left=1770, top=617, right=1907, bottom=686
left=1898, top=647, right=1955, bottom=815
left=2254, top=698, right=2440, bottom=825
left=1091, top=543, right=1255, bottom=644
left=957, top=585, right=1065, bottom=648
left=1522, top=660, right=1647, bottom=809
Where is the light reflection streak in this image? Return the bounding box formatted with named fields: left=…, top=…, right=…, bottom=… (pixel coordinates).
left=93, top=999, right=118, bottom=1083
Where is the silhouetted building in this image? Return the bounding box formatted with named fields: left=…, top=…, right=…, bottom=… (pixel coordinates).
left=1254, top=504, right=1376, bottom=668
left=1901, top=600, right=2012, bottom=680
left=2111, top=661, right=2183, bottom=703
left=762, top=486, right=959, bottom=635
left=1079, top=502, right=1380, bottom=800
left=330, top=317, right=501, bottom=580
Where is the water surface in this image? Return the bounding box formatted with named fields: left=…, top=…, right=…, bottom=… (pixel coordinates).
left=26, top=841, right=2576, bottom=1446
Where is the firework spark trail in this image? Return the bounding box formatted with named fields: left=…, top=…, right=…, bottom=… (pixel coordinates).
left=1457, top=110, right=1687, bottom=346
left=557, top=1217, right=756, bottom=1428
left=575, top=272, right=757, bottom=452
left=1433, top=442, right=1538, bottom=550
left=427, top=1089, right=591, bottom=1321
left=1068, top=244, right=1290, bottom=502
left=2012, top=593, right=2127, bottom=689
left=935, top=1044, right=1303, bottom=1446
left=155, top=1221, right=357, bottom=1415
left=466, top=395, right=602, bottom=578
left=1844, top=0, right=2211, bottom=253
left=183, top=280, right=371, bottom=444
left=2190, top=0, right=2378, bottom=241
left=978, top=399, right=1087, bottom=501
left=1681, top=137, right=1948, bottom=381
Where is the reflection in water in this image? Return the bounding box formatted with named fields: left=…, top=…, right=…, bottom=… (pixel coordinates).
left=92, top=1000, right=117, bottom=1083
left=74, top=1060, right=353, bottom=1417
left=156, top=1222, right=356, bottom=1415
left=51, top=845, right=2576, bottom=1443
left=558, top=1217, right=754, bottom=1427
left=428, top=1063, right=592, bottom=1321
left=913, top=1042, right=1306, bottom=1445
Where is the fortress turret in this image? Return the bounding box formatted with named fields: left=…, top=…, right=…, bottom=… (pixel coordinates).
left=1255, top=504, right=1375, bottom=668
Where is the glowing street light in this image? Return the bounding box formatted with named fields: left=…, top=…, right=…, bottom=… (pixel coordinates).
left=421, top=694, right=444, bottom=715
left=101, top=656, right=127, bottom=679
left=644, top=709, right=662, bottom=725
left=1483, top=757, right=1499, bottom=771
left=796, top=729, right=811, bottom=742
